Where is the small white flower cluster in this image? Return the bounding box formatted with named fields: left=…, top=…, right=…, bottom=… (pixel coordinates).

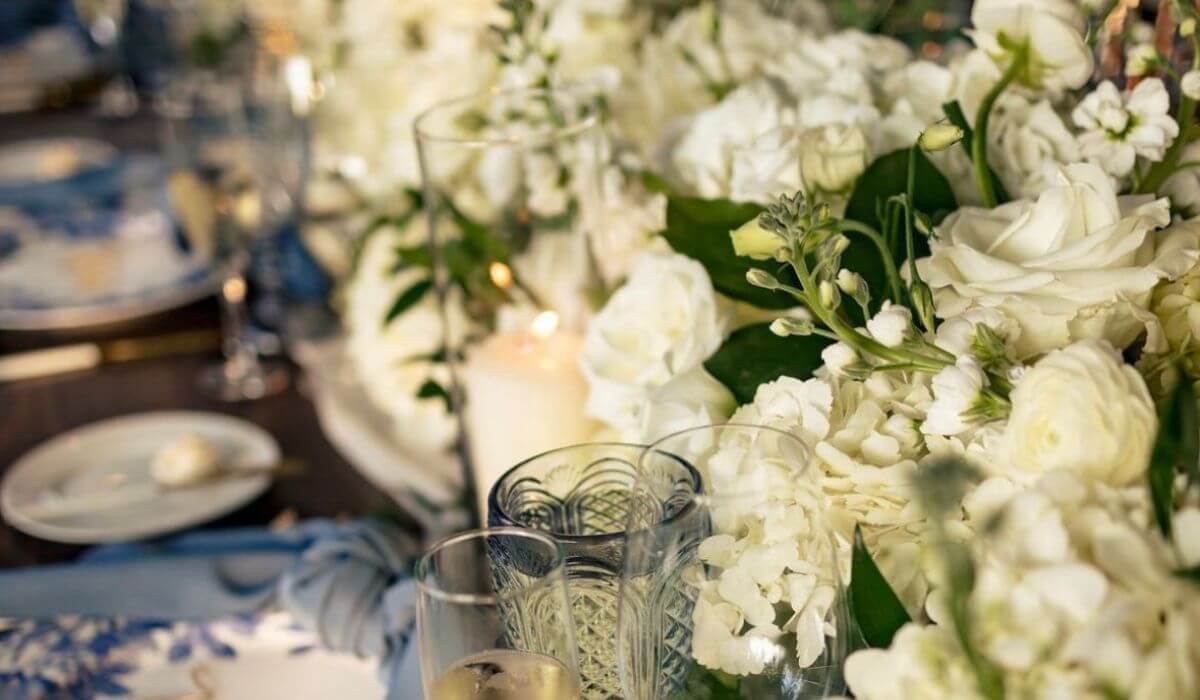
left=847, top=471, right=1200, bottom=700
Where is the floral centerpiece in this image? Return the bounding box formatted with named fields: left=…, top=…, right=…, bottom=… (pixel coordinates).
left=570, top=0, right=1200, bottom=697
left=316, top=0, right=1200, bottom=695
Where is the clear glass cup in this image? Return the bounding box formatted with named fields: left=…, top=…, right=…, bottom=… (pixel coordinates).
left=619, top=425, right=850, bottom=699
left=159, top=74, right=292, bottom=401
left=416, top=527, right=583, bottom=700
left=487, top=443, right=702, bottom=700
left=414, top=85, right=609, bottom=518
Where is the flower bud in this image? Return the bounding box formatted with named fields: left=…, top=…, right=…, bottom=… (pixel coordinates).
left=770, top=317, right=814, bottom=337
left=1185, top=70, right=1200, bottom=101
left=746, top=268, right=780, bottom=290
left=830, top=235, right=851, bottom=255
left=1183, top=18, right=1197, bottom=38
left=918, top=123, right=965, bottom=152
left=1127, top=44, right=1159, bottom=77
left=819, top=280, right=840, bottom=309
left=910, top=281, right=937, bottom=332
left=731, top=218, right=785, bottom=260
left=835, top=269, right=860, bottom=295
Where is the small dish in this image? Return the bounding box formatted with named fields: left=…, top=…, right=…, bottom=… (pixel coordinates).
left=1, top=412, right=278, bottom=544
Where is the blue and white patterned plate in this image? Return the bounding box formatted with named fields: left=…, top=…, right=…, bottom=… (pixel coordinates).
left=0, top=611, right=385, bottom=700
left=0, top=152, right=220, bottom=331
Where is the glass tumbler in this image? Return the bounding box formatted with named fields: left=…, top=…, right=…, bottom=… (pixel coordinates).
left=619, top=424, right=850, bottom=699
left=416, top=527, right=582, bottom=700
left=487, top=443, right=702, bottom=700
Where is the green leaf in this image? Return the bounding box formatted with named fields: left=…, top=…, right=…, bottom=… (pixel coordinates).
left=842, top=149, right=955, bottom=319
left=1174, top=565, right=1200, bottom=585
left=661, top=196, right=795, bottom=309
left=383, top=278, right=433, bottom=325
left=703, top=324, right=830, bottom=405
left=849, top=524, right=911, bottom=648
left=1149, top=373, right=1199, bottom=538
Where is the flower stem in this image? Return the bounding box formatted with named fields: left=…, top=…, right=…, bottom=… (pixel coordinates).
left=834, top=220, right=904, bottom=304
left=971, top=52, right=1024, bottom=208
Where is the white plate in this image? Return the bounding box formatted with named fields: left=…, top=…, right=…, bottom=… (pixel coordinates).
left=1, top=412, right=278, bottom=544
left=0, top=138, right=117, bottom=186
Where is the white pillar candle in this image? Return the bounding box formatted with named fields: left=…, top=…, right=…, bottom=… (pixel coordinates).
left=461, top=312, right=598, bottom=517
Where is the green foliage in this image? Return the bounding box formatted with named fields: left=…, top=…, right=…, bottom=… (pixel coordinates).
left=1149, top=373, right=1200, bottom=539
left=383, top=278, right=433, bottom=325
left=849, top=525, right=912, bottom=648
left=703, top=324, right=831, bottom=404
left=842, top=148, right=956, bottom=317
left=660, top=196, right=797, bottom=309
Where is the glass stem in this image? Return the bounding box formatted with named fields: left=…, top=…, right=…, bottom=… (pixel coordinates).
left=218, top=266, right=260, bottom=381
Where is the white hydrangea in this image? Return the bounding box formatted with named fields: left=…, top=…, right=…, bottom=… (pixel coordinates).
left=847, top=472, right=1200, bottom=700
left=1073, top=79, right=1180, bottom=179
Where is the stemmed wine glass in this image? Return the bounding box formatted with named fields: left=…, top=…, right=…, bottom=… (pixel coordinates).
left=158, top=71, right=295, bottom=401
left=416, top=527, right=583, bottom=699
left=618, top=424, right=850, bottom=699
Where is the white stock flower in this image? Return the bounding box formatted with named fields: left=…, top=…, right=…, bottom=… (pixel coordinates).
left=581, top=253, right=730, bottom=438
left=821, top=342, right=859, bottom=378
left=798, top=123, right=870, bottom=193
left=918, top=163, right=1194, bottom=358
left=1163, top=143, right=1200, bottom=216
left=922, top=356, right=987, bottom=437
left=970, top=0, right=1092, bottom=93
left=989, top=96, right=1079, bottom=198
left=1073, top=79, right=1179, bottom=178
left=640, top=367, right=737, bottom=442
left=866, top=302, right=913, bottom=348
left=1003, top=340, right=1156, bottom=485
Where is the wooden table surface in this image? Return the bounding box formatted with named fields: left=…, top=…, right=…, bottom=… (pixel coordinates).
left=0, top=108, right=406, bottom=569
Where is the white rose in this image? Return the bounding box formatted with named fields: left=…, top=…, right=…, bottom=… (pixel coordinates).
left=917, top=163, right=1194, bottom=358
left=641, top=367, right=737, bottom=442
left=581, top=253, right=730, bottom=437
left=989, top=96, right=1079, bottom=198
left=970, top=0, right=1092, bottom=93
left=866, top=301, right=913, bottom=348
left=799, top=123, right=870, bottom=193
left=922, top=356, right=987, bottom=437
left=1004, top=340, right=1156, bottom=485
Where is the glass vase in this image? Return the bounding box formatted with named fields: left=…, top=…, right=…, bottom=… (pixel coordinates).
left=414, top=85, right=609, bottom=517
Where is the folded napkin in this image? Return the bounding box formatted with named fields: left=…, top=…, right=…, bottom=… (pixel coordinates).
left=0, top=519, right=422, bottom=699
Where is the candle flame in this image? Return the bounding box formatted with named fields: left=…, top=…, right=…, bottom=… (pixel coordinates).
left=489, top=262, right=513, bottom=289
left=531, top=311, right=559, bottom=339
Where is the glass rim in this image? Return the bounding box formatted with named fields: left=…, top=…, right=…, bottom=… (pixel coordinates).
left=413, top=83, right=601, bottom=149
left=641, top=422, right=815, bottom=501
left=488, top=441, right=702, bottom=544
left=414, top=526, right=569, bottom=605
